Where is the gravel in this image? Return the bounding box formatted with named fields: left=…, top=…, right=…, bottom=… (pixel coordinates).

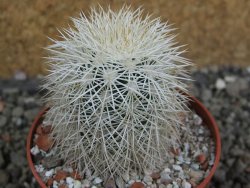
left=0, top=66, right=249, bottom=187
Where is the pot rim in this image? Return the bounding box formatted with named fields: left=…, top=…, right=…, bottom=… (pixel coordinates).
left=26, top=94, right=221, bottom=188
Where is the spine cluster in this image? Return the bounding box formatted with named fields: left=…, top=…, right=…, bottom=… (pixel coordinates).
left=43, top=6, right=191, bottom=183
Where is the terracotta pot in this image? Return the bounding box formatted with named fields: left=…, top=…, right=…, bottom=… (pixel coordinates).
left=26, top=94, right=221, bottom=188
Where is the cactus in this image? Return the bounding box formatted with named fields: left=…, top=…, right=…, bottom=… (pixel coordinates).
left=42, top=6, right=191, bottom=183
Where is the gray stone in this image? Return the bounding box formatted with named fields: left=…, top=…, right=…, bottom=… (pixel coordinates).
left=214, top=169, right=226, bottom=183
left=226, top=78, right=249, bottom=97
left=6, top=164, right=22, bottom=181
left=201, top=89, right=212, bottom=101
left=12, top=106, right=24, bottom=117
left=10, top=151, right=27, bottom=167
left=2, top=88, right=19, bottom=96
left=228, top=159, right=246, bottom=179
left=224, top=75, right=236, bottom=82
left=24, top=108, right=40, bottom=121
left=0, top=115, right=7, bottom=127
left=230, top=147, right=245, bottom=157
left=5, top=184, right=17, bottom=188
left=2, top=106, right=12, bottom=118
left=0, top=169, right=9, bottom=185
left=238, top=78, right=248, bottom=90
left=0, top=151, right=4, bottom=168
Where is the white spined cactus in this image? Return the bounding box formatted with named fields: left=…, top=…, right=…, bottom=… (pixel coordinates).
left=43, top=6, right=191, bottom=183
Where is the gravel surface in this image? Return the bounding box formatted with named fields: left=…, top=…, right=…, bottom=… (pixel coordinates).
left=31, top=110, right=215, bottom=188
left=0, top=66, right=249, bottom=188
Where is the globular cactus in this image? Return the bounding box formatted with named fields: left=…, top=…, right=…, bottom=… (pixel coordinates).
left=43, top=6, right=191, bottom=183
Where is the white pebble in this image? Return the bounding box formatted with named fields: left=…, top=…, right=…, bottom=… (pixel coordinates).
left=45, top=169, right=54, bottom=177
left=66, top=177, right=74, bottom=185
left=144, top=168, right=152, bottom=175
left=194, top=114, right=202, bottom=126
left=53, top=180, right=58, bottom=188
left=35, top=165, right=44, bottom=173
left=143, top=175, right=153, bottom=183
left=74, top=180, right=82, bottom=188
left=128, top=180, right=135, bottom=185
left=176, top=155, right=184, bottom=164
left=189, top=170, right=204, bottom=182
left=172, top=181, right=179, bottom=188
left=30, top=145, right=40, bottom=155
left=198, top=137, right=204, bottom=142
left=93, top=177, right=103, bottom=184
left=182, top=180, right=191, bottom=188
left=184, top=157, right=191, bottom=164
left=163, top=168, right=171, bottom=174
left=59, top=180, right=64, bottom=184
left=202, top=145, right=208, bottom=153
left=167, top=184, right=173, bottom=188
left=191, top=163, right=200, bottom=170
left=178, top=171, right=186, bottom=179
left=172, top=165, right=182, bottom=171
left=160, top=172, right=172, bottom=184
left=215, top=78, right=226, bottom=90
left=224, top=76, right=236, bottom=82
left=198, top=128, right=204, bottom=134
left=209, top=153, right=215, bottom=165
left=91, top=186, right=97, bottom=188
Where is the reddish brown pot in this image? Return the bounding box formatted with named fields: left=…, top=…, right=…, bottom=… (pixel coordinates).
left=26, top=94, right=221, bottom=188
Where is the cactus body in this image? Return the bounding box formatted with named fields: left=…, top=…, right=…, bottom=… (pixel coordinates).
left=43, top=6, right=191, bottom=182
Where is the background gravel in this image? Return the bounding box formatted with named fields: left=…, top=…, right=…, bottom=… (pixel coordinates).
left=0, top=66, right=249, bottom=188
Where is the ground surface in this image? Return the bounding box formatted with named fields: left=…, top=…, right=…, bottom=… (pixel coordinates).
left=1, top=0, right=250, bottom=78
left=0, top=66, right=250, bottom=188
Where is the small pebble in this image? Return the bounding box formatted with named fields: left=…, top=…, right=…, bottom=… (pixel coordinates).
left=74, top=180, right=82, bottom=188
left=35, top=165, right=44, bottom=173
left=45, top=169, right=55, bottom=177
left=93, top=177, right=103, bottom=184
left=143, top=175, right=152, bottom=183
left=224, top=76, right=236, bottom=82
left=191, top=163, right=200, bottom=170
left=189, top=170, right=204, bottom=182
left=30, top=145, right=40, bottom=155
left=66, top=177, right=74, bottom=185
left=182, top=180, right=191, bottom=188
left=172, top=165, right=182, bottom=172
left=215, top=78, right=226, bottom=90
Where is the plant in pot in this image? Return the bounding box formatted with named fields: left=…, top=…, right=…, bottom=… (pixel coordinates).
left=27, top=6, right=221, bottom=188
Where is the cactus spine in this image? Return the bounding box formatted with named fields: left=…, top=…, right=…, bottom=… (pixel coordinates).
left=43, top=6, right=191, bottom=183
